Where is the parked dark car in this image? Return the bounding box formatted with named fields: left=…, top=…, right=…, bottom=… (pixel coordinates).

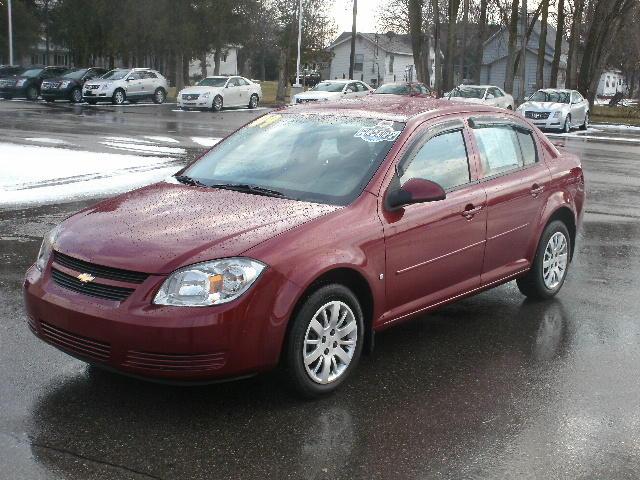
left=41, top=67, right=108, bottom=103
left=24, top=96, right=584, bottom=397
left=0, top=66, right=70, bottom=100
left=0, top=65, right=24, bottom=79
left=290, top=69, right=321, bottom=86
left=374, top=81, right=434, bottom=96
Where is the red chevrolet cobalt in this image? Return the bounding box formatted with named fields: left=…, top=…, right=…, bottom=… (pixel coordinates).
left=24, top=96, right=584, bottom=397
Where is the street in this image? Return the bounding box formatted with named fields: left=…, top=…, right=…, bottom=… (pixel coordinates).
left=2, top=99, right=640, bottom=479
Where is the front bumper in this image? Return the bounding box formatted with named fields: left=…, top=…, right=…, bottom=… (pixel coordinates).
left=177, top=96, right=214, bottom=109
left=23, top=259, right=300, bottom=383
left=521, top=112, right=565, bottom=130
left=41, top=87, right=73, bottom=100
left=0, top=86, right=27, bottom=97
left=83, top=87, right=113, bottom=100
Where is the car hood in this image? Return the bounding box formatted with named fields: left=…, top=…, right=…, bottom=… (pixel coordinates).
left=520, top=101, right=569, bottom=111
left=54, top=182, right=340, bottom=275
left=44, top=76, right=79, bottom=85
left=295, top=91, right=342, bottom=100
left=179, top=86, right=223, bottom=95
left=85, top=78, right=120, bottom=85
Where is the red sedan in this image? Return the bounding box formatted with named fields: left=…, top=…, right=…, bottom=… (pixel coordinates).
left=23, top=96, right=585, bottom=397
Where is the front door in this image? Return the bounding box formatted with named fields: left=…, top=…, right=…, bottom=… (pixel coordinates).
left=225, top=77, right=242, bottom=106
left=381, top=121, right=487, bottom=322
left=125, top=72, right=144, bottom=97
left=467, top=118, right=552, bottom=284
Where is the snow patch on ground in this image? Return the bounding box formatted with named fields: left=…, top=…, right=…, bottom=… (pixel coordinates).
left=593, top=124, right=640, bottom=132
left=24, top=137, right=69, bottom=145
left=191, top=137, right=221, bottom=147
left=0, top=143, right=182, bottom=209
left=144, top=135, right=180, bottom=143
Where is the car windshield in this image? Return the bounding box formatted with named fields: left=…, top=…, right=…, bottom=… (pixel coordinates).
left=375, top=84, right=410, bottom=95
left=450, top=86, right=486, bottom=99
left=62, top=68, right=88, bottom=80
left=101, top=69, right=129, bottom=80
left=313, top=82, right=345, bottom=92
left=18, top=68, right=43, bottom=78
left=197, top=77, right=228, bottom=87
left=529, top=90, right=570, bottom=103
left=184, top=114, right=404, bottom=205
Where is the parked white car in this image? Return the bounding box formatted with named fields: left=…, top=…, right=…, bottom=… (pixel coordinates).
left=177, top=76, right=262, bottom=111
left=83, top=68, right=168, bottom=105
left=292, top=80, right=373, bottom=104
left=517, top=89, right=589, bottom=132
left=448, top=85, right=514, bottom=109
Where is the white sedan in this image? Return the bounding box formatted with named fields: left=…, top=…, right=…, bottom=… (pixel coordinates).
left=177, top=76, right=262, bottom=111
left=292, top=80, right=373, bottom=104
left=447, top=85, right=514, bottom=109
left=517, top=89, right=589, bottom=132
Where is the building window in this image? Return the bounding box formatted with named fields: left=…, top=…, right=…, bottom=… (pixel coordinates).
left=354, top=54, right=364, bottom=72
left=389, top=54, right=394, bottom=73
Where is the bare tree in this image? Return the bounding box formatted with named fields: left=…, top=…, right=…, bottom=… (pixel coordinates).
left=444, top=0, right=462, bottom=90
left=504, top=0, right=519, bottom=93
left=349, top=0, right=357, bottom=79
left=536, top=0, right=549, bottom=89
left=473, top=0, right=488, bottom=83
left=566, top=0, right=584, bottom=88
left=432, top=0, right=442, bottom=94
left=409, top=0, right=429, bottom=82
left=550, top=0, right=565, bottom=87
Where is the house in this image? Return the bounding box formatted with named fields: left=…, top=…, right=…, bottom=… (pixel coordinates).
left=597, top=69, right=626, bottom=97
left=188, top=46, right=239, bottom=80
left=16, top=39, right=71, bottom=66
left=480, top=19, right=568, bottom=99
left=328, top=32, right=436, bottom=88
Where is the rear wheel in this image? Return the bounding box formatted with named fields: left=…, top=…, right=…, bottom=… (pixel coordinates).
left=70, top=88, right=83, bottom=103
left=153, top=88, right=166, bottom=104
left=112, top=88, right=126, bottom=105
left=517, top=220, right=571, bottom=300
left=563, top=115, right=571, bottom=133
left=283, top=284, right=363, bottom=398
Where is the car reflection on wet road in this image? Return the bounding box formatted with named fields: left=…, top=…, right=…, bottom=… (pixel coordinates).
left=1, top=101, right=640, bottom=479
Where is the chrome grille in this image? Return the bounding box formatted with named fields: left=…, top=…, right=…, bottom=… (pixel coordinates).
left=53, top=251, right=148, bottom=284
left=51, top=268, right=135, bottom=302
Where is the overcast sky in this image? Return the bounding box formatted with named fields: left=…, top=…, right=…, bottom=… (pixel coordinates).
left=332, top=0, right=381, bottom=35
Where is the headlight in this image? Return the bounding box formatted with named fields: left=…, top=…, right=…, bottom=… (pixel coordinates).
left=60, top=80, right=71, bottom=88
left=16, top=79, right=26, bottom=87
left=553, top=111, right=562, bottom=118
left=35, top=225, right=62, bottom=272
left=201, top=92, right=210, bottom=99
left=153, top=258, right=266, bottom=307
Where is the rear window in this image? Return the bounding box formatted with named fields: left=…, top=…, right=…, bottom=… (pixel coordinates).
left=473, top=125, right=538, bottom=176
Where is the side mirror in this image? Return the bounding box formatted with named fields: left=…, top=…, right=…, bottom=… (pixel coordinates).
left=387, top=178, right=446, bottom=209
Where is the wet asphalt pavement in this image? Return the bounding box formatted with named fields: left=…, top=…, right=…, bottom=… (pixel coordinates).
left=1, top=100, right=640, bottom=479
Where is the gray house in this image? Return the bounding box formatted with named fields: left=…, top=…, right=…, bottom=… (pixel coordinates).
left=480, top=20, right=568, bottom=99
left=328, top=32, right=436, bottom=88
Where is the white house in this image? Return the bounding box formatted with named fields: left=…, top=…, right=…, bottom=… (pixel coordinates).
left=597, top=69, right=626, bottom=97
left=188, top=46, right=239, bottom=80
left=328, top=32, right=436, bottom=88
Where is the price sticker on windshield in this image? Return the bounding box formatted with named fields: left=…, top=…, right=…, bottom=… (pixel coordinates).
left=354, top=121, right=401, bottom=143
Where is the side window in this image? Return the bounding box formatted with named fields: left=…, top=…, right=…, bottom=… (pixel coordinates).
left=144, top=71, right=158, bottom=79
left=492, top=88, right=504, bottom=97
left=128, top=72, right=141, bottom=80
left=400, top=130, right=470, bottom=191
left=516, top=130, right=537, bottom=166
left=239, top=78, right=250, bottom=86
left=473, top=126, right=522, bottom=177
left=345, top=83, right=357, bottom=93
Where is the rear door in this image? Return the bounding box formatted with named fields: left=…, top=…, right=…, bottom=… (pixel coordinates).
left=381, top=119, right=487, bottom=321
left=141, top=71, right=159, bottom=97
left=467, top=116, right=552, bottom=285
left=571, top=91, right=587, bottom=125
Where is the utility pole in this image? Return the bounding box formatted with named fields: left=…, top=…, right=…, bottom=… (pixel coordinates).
left=294, top=0, right=303, bottom=87
left=518, top=0, right=527, bottom=104
left=8, top=0, right=14, bottom=65
left=348, top=0, right=357, bottom=80
left=45, top=0, right=50, bottom=65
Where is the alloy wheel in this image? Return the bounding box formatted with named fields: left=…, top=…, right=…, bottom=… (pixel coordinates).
left=72, top=89, right=82, bottom=103
left=155, top=89, right=165, bottom=104
left=114, top=90, right=125, bottom=104
left=303, top=301, right=358, bottom=385
left=543, top=232, right=568, bottom=289
left=214, top=96, right=222, bottom=111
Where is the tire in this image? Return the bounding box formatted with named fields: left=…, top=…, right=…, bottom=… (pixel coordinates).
left=283, top=284, right=364, bottom=398
left=517, top=220, right=571, bottom=300
left=153, top=88, right=166, bottom=104
left=248, top=93, right=259, bottom=109
left=507, top=105, right=513, bottom=110
left=26, top=86, right=39, bottom=101
left=580, top=112, right=589, bottom=130
left=112, top=88, right=126, bottom=105
left=212, top=95, right=223, bottom=112
left=70, top=88, right=83, bottom=103
left=563, top=115, right=571, bottom=133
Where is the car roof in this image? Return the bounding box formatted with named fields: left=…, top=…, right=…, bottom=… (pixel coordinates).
left=538, top=88, right=573, bottom=92
left=283, top=95, right=509, bottom=123
left=319, top=79, right=351, bottom=84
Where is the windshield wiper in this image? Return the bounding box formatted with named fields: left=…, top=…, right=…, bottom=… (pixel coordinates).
left=175, top=175, right=208, bottom=187
left=209, top=183, right=286, bottom=198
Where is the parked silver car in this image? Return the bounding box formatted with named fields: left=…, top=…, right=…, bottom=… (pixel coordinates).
left=517, top=89, right=589, bottom=132
left=83, top=68, right=168, bottom=105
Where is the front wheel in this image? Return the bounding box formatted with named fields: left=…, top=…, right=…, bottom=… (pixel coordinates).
left=212, top=95, right=223, bottom=112
left=153, top=88, right=166, bottom=104
left=283, top=284, right=363, bottom=398
left=517, top=220, right=571, bottom=300
left=70, top=88, right=83, bottom=103
left=248, top=94, right=259, bottom=109
left=112, top=89, right=126, bottom=105
left=26, top=86, right=39, bottom=101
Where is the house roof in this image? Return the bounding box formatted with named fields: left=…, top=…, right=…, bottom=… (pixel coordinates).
left=329, top=32, right=414, bottom=55
left=482, top=19, right=569, bottom=62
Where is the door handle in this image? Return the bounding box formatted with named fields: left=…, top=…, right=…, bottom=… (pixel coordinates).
left=530, top=184, right=545, bottom=197
left=462, top=204, right=483, bottom=220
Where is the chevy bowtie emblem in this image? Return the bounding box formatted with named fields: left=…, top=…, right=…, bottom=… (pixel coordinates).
left=77, top=273, right=95, bottom=283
